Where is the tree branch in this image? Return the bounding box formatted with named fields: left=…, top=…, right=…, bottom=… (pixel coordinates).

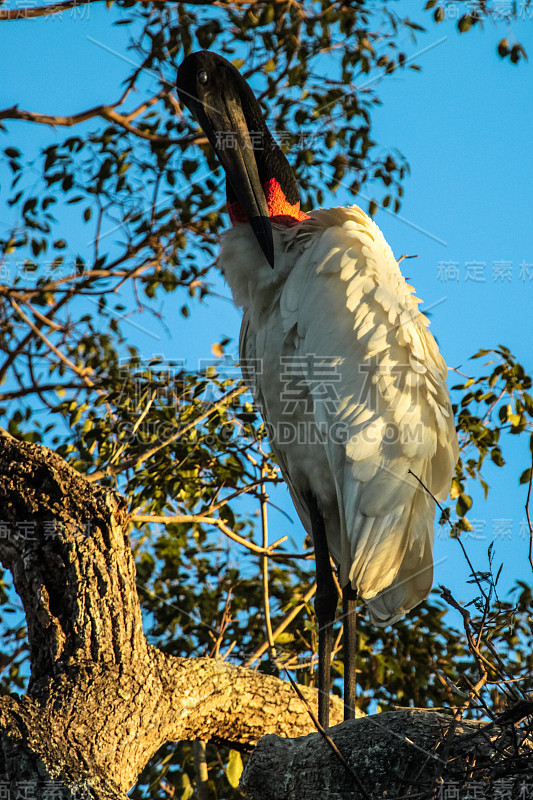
left=0, top=101, right=182, bottom=143
left=241, top=710, right=532, bottom=800
left=0, top=0, right=289, bottom=21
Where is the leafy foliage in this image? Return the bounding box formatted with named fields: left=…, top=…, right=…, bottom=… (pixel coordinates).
left=450, top=347, right=533, bottom=534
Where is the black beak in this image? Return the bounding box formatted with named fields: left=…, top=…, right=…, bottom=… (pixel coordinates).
left=183, top=89, right=274, bottom=268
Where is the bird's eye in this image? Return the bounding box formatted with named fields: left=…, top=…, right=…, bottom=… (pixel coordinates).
left=198, top=70, right=208, bottom=86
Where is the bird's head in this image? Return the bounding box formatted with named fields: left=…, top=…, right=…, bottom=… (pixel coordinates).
left=176, top=50, right=308, bottom=268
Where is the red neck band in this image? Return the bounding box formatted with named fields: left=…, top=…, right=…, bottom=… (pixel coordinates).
left=227, top=178, right=309, bottom=227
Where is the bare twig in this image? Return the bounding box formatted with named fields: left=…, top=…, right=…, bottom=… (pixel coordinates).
left=109, top=391, right=157, bottom=468
left=0, top=289, right=75, bottom=384
left=439, top=586, right=519, bottom=703
left=525, top=455, right=533, bottom=571
left=0, top=0, right=291, bottom=21
left=209, top=587, right=234, bottom=659
left=202, top=479, right=265, bottom=514
left=8, top=298, right=97, bottom=389
left=440, top=586, right=489, bottom=679
left=408, top=468, right=490, bottom=603
left=245, top=583, right=316, bottom=667
left=133, top=512, right=308, bottom=561
left=260, top=468, right=276, bottom=658
left=282, top=669, right=371, bottom=800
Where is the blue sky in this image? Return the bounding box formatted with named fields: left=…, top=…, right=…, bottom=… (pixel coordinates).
left=1, top=2, right=532, bottom=618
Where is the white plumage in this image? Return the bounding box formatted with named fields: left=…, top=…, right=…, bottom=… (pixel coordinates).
left=220, top=204, right=458, bottom=626
left=176, top=48, right=459, bottom=723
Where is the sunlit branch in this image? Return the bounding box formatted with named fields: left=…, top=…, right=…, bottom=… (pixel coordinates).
left=0, top=381, right=86, bottom=402
left=0, top=101, right=183, bottom=144
left=132, top=512, right=271, bottom=556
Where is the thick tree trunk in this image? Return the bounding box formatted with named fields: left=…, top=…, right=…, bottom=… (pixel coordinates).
left=0, top=429, right=343, bottom=799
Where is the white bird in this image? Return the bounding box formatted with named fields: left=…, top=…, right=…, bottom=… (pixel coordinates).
left=177, top=51, right=459, bottom=728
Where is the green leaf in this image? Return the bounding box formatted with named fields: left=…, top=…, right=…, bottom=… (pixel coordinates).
left=519, top=467, right=532, bottom=485
left=498, top=38, right=509, bottom=58
left=510, top=43, right=527, bottom=64
left=180, top=773, right=193, bottom=800
left=458, top=15, right=473, bottom=33
left=490, top=448, right=505, bottom=467
left=456, top=494, right=472, bottom=517
left=226, top=749, right=243, bottom=788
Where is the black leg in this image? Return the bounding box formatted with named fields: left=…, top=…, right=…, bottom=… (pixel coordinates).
left=342, top=583, right=357, bottom=720
left=307, top=494, right=337, bottom=729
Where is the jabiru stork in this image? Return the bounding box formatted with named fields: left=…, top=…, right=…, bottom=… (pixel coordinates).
left=176, top=51, right=458, bottom=728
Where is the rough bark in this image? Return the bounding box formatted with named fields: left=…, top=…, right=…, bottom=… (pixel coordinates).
left=0, top=429, right=343, bottom=799
left=241, top=709, right=532, bottom=800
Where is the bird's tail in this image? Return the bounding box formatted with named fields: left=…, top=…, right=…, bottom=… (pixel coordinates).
left=344, top=467, right=436, bottom=627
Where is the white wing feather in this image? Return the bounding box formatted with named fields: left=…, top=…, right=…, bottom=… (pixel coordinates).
left=220, top=205, right=458, bottom=626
